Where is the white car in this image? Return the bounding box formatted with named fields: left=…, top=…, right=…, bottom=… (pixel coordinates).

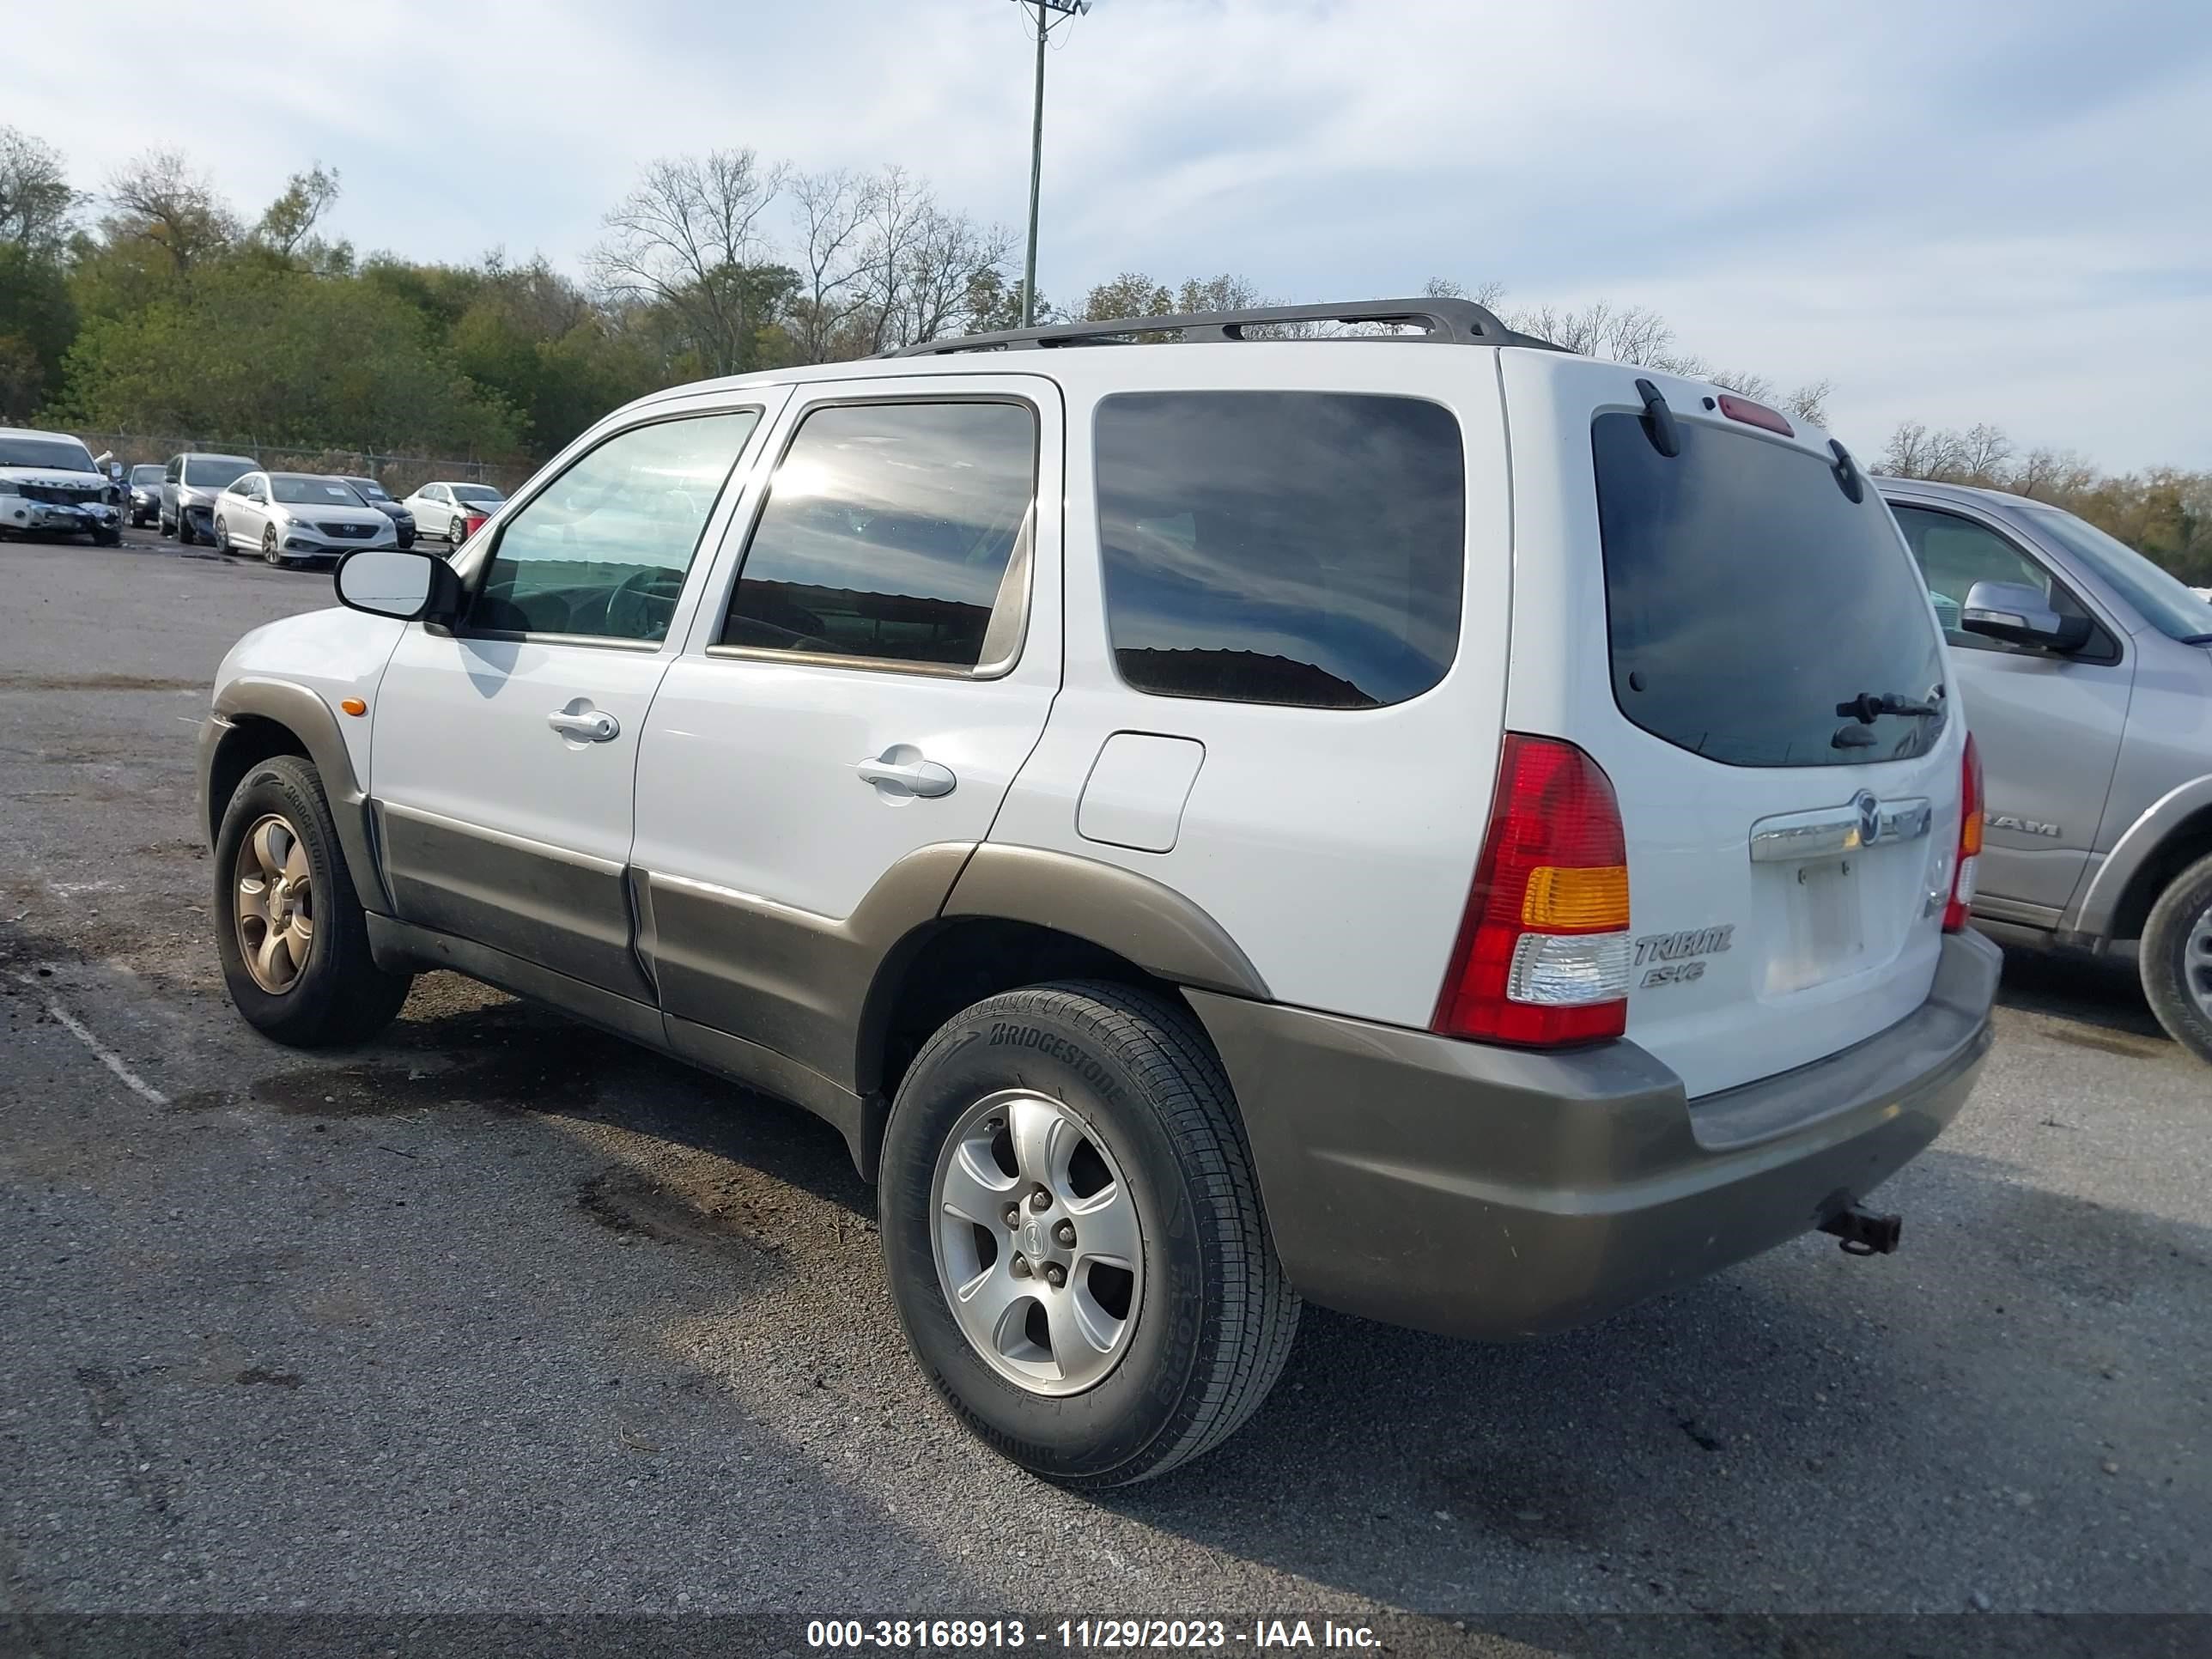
left=210, top=471, right=398, bottom=564
left=0, top=428, right=124, bottom=546
left=400, top=480, right=506, bottom=545
left=198, top=296, right=1999, bottom=1488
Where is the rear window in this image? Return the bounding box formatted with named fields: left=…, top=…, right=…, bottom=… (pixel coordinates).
left=1593, top=413, right=1948, bottom=768
left=1095, top=392, right=1464, bottom=708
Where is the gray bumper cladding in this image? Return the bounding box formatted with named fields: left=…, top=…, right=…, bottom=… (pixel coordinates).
left=1188, top=930, right=2002, bottom=1340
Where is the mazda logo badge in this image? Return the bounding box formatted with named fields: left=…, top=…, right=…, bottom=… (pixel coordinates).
left=1854, top=790, right=1881, bottom=847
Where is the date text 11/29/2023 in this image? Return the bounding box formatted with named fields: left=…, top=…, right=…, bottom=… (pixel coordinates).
left=804, top=1619, right=1382, bottom=1650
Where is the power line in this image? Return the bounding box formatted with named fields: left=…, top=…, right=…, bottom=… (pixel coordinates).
left=1010, top=0, right=1089, bottom=328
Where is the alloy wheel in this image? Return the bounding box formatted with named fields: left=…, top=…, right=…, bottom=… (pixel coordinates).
left=2187, top=901, right=2212, bottom=1024
left=930, top=1089, right=1143, bottom=1396
left=263, top=527, right=280, bottom=565
left=234, top=813, right=314, bottom=993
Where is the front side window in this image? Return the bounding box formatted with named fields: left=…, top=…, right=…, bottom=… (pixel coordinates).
left=469, top=410, right=760, bottom=643
left=1594, top=414, right=1947, bottom=767
left=1890, top=503, right=2089, bottom=652
left=2017, top=503, right=2212, bottom=643
left=722, top=401, right=1037, bottom=671
left=1094, top=392, right=1465, bottom=708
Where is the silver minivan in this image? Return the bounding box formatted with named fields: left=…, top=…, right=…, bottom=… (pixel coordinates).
left=1884, top=477, right=2212, bottom=1061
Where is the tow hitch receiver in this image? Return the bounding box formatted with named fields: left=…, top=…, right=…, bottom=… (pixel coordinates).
left=1820, top=1206, right=1903, bottom=1256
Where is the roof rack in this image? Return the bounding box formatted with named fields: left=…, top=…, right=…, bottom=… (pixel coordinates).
left=882, top=296, right=1561, bottom=357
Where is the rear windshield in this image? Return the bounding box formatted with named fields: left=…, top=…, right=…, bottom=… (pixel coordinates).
left=131, top=465, right=164, bottom=483
left=1593, top=413, right=1946, bottom=767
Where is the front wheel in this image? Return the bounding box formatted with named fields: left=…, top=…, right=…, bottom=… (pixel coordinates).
left=213, top=754, right=413, bottom=1047
left=879, top=981, right=1299, bottom=1488
left=261, top=526, right=283, bottom=565
left=174, top=512, right=196, bottom=545
left=2141, top=851, right=2212, bottom=1065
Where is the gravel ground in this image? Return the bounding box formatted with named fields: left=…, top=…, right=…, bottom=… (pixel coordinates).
left=1, top=529, right=2206, bottom=1652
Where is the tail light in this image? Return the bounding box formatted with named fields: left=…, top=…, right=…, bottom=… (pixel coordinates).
left=1433, top=734, right=1632, bottom=1047
left=1943, top=733, right=1984, bottom=933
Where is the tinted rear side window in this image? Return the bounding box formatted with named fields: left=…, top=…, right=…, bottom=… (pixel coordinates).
left=1095, top=392, right=1464, bottom=708
left=723, top=401, right=1036, bottom=671
left=1593, top=414, right=1946, bottom=767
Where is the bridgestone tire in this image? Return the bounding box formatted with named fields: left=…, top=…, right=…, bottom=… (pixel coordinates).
left=880, top=980, right=1299, bottom=1487
left=213, top=754, right=412, bottom=1048
left=2140, top=851, right=2212, bottom=1066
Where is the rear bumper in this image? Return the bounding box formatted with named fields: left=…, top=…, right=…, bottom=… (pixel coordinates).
left=1188, top=929, right=2000, bottom=1340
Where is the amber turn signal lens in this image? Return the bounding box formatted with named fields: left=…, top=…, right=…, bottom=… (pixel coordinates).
left=1520, top=864, right=1631, bottom=932
left=340, top=697, right=367, bottom=716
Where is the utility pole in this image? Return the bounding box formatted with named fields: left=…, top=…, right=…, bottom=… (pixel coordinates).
left=1012, top=0, right=1089, bottom=329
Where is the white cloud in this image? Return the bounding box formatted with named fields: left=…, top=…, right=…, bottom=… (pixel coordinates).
left=15, top=0, right=2209, bottom=468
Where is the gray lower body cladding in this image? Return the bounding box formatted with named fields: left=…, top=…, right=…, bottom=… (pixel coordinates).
left=1188, top=929, right=2000, bottom=1341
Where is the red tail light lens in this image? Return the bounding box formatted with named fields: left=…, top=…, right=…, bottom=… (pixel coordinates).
left=1717, top=393, right=1794, bottom=437
left=1433, top=734, right=1632, bottom=1047
left=1943, top=733, right=1984, bottom=933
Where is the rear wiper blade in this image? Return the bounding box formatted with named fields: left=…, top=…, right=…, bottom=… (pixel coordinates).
left=1836, top=690, right=1942, bottom=724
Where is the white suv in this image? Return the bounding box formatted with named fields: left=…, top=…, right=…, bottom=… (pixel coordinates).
left=198, top=298, right=1999, bottom=1486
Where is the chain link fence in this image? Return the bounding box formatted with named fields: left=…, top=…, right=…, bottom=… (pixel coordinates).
left=73, top=433, right=540, bottom=495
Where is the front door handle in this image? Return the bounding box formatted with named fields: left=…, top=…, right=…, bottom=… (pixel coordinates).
left=855, top=749, right=956, bottom=799
left=547, top=707, right=620, bottom=743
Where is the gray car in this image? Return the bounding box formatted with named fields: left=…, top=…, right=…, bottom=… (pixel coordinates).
left=126, top=463, right=165, bottom=526
left=161, top=453, right=257, bottom=544
left=1883, top=477, right=2212, bottom=1061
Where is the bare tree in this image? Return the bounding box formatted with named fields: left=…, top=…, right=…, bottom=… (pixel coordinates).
left=1956, top=422, right=2014, bottom=483
left=592, top=149, right=788, bottom=377
left=896, top=210, right=1015, bottom=347
left=786, top=168, right=874, bottom=363
left=105, top=148, right=239, bottom=270
left=0, top=126, right=77, bottom=251
left=255, top=163, right=342, bottom=259
left=852, top=166, right=936, bottom=355
left=2011, top=446, right=2098, bottom=500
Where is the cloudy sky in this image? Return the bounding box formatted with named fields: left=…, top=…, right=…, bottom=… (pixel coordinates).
left=21, top=0, right=2211, bottom=470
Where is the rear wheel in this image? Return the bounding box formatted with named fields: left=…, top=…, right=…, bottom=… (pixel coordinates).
left=213, top=754, right=412, bottom=1047
left=879, top=981, right=1298, bottom=1488
left=2140, top=851, right=2212, bottom=1065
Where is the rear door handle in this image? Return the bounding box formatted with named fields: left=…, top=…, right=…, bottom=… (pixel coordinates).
left=546, top=708, right=620, bottom=743
left=855, top=750, right=956, bottom=799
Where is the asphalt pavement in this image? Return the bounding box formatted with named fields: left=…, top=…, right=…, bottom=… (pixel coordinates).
left=1, top=527, right=2206, bottom=1650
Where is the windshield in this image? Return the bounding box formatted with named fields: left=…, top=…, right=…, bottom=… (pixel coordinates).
left=272, top=476, right=364, bottom=506
left=344, top=477, right=392, bottom=501
left=1595, top=413, right=1947, bottom=767
left=0, top=435, right=97, bottom=473
left=452, top=484, right=503, bottom=506
left=2019, top=504, right=2212, bottom=643
left=185, top=457, right=254, bottom=489
left=130, top=465, right=164, bottom=484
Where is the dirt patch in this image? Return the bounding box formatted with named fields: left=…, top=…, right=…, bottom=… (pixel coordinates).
left=175, top=1019, right=616, bottom=1119
left=0, top=673, right=204, bottom=692
left=2040, top=1025, right=2171, bottom=1061
left=575, top=1167, right=784, bottom=1255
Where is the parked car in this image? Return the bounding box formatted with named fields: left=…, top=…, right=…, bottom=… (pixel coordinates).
left=126, top=464, right=165, bottom=526
left=210, top=471, right=399, bottom=565
left=199, top=297, right=1997, bottom=1487
left=161, top=453, right=257, bottom=544
left=337, top=477, right=417, bottom=548
left=401, top=480, right=506, bottom=544
left=0, top=428, right=124, bottom=545
left=1883, top=477, right=2212, bottom=1061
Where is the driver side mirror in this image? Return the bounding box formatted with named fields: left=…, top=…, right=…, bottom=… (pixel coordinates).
left=334, top=547, right=463, bottom=624
left=1960, top=580, right=2092, bottom=653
